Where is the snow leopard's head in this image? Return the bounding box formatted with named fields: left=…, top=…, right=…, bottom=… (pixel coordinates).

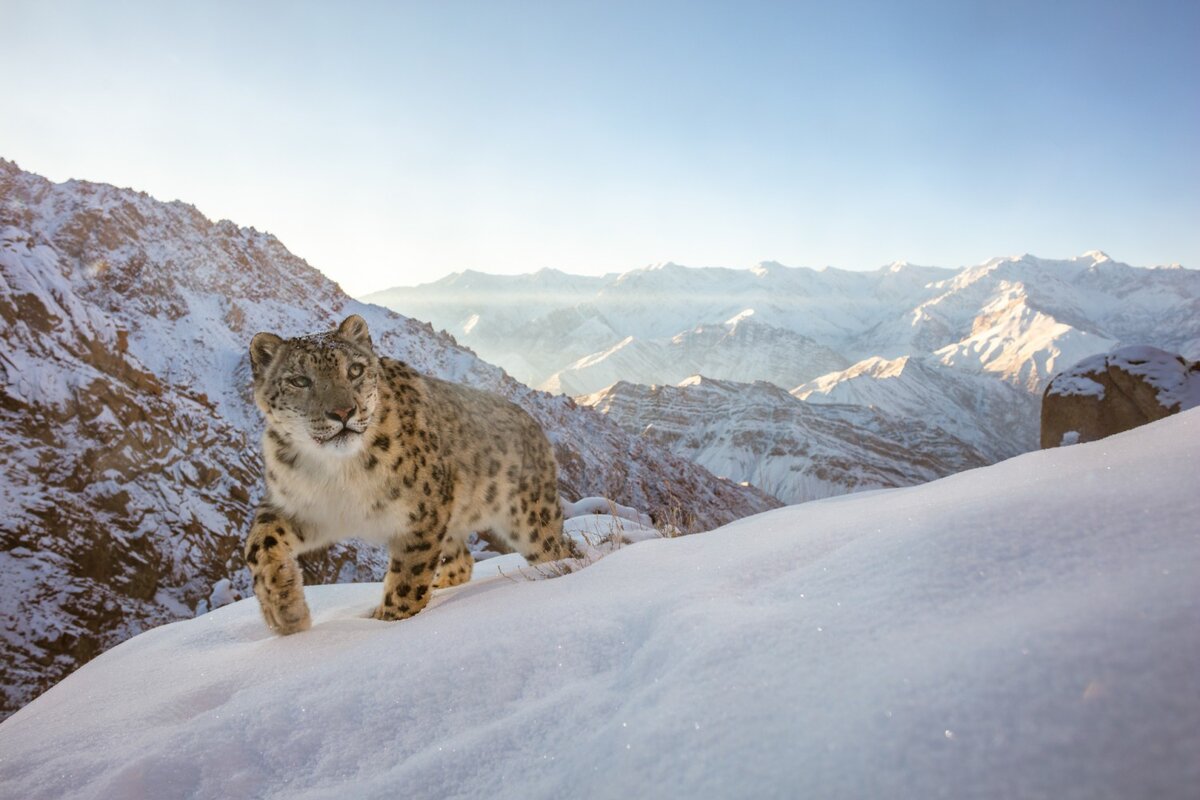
left=250, top=315, right=381, bottom=458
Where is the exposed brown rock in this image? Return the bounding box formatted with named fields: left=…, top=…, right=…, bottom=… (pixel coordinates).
left=1040, top=346, right=1200, bottom=448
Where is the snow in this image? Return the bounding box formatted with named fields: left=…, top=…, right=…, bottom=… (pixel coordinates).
left=1046, top=346, right=1200, bottom=410
left=1, top=410, right=1197, bottom=798
left=208, top=579, right=239, bottom=610
left=724, top=308, right=755, bottom=325
left=1108, top=345, right=1200, bottom=411
left=562, top=496, right=654, bottom=529
left=564, top=513, right=659, bottom=545
left=1047, top=374, right=1106, bottom=399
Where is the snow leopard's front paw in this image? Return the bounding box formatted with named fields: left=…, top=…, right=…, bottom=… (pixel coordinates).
left=370, top=602, right=420, bottom=622
left=246, top=509, right=312, bottom=635
left=373, top=547, right=438, bottom=622
left=254, top=559, right=312, bottom=635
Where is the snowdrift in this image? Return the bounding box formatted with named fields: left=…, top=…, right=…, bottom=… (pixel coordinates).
left=1, top=411, right=1197, bottom=799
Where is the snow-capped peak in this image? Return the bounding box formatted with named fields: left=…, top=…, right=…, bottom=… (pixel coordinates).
left=725, top=308, right=756, bottom=326
left=1079, top=249, right=1112, bottom=263
left=750, top=261, right=792, bottom=277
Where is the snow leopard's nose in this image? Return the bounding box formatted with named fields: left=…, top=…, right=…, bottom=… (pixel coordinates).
left=326, top=405, right=356, bottom=424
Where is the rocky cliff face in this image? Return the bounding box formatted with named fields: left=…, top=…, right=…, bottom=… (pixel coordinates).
left=0, top=160, right=779, bottom=719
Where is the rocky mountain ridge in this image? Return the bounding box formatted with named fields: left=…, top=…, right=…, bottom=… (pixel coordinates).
left=579, top=376, right=989, bottom=503
left=793, top=353, right=1042, bottom=462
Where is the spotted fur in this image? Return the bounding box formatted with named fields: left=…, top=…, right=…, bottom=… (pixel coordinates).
left=244, top=315, right=577, bottom=634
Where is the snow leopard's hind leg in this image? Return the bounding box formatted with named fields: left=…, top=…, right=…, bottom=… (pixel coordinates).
left=432, top=540, right=473, bottom=588
left=502, top=470, right=581, bottom=566
left=373, top=517, right=451, bottom=622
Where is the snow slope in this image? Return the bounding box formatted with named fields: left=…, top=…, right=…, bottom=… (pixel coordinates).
left=2, top=409, right=1196, bottom=799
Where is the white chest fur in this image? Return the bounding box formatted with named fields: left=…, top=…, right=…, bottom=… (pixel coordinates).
left=268, top=449, right=407, bottom=546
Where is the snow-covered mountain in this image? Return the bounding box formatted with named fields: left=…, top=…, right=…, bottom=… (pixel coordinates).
left=0, top=161, right=778, bottom=720
left=366, top=253, right=1199, bottom=395
left=881, top=252, right=1198, bottom=388
left=793, top=354, right=1043, bottom=461
left=367, top=251, right=1198, bottom=497
left=542, top=314, right=849, bottom=397
left=2, top=409, right=1195, bottom=799
left=364, top=260, right=959, bottom=388
left=579, top=376, right=988, bottom=503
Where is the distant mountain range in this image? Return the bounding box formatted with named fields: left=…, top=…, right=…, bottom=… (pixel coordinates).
left=367, top=252, right=1199, bottom=499
left=0, top=160, right=777, bottom=719
left=366, top=254, right=1198, bottom=395
left=543, top=316, right=849, bottom=398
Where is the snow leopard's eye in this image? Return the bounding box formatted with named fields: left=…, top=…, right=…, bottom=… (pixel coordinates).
left=348, top=363, right=365, bottom=380
left=289, top=375, right=312, bottom=389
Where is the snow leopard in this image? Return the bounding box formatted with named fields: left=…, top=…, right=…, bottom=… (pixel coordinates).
left=244, top=314, right=578, bottom=634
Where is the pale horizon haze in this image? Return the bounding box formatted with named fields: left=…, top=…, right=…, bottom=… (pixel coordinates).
left=2, top=0, right=1198, bottom=295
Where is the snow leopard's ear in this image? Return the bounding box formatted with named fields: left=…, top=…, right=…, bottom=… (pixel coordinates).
left=249, top=332, right=284, bottom=381
left=337, top=315, right=372, bottom=349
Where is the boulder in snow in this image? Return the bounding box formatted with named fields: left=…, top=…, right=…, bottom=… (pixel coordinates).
left=1041, top=345, right=1200, bottom=447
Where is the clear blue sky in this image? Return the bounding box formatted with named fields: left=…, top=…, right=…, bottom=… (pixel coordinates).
left=2, top=0, right=1197, bottom=294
